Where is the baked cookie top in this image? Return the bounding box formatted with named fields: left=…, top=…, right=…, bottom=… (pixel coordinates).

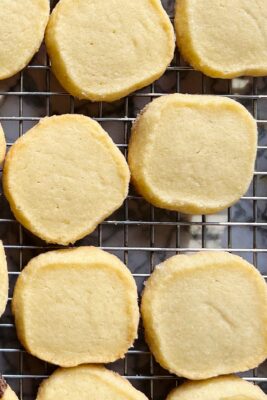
left=175, top=0, right=267, bottom=78
left=141, top=251, right=267, bottom=379
left=0, top=124, right=6, bottom=165
left=167, top=375, right=267, bottom=400
left=3, top=114, right=130, bottom=245
left=0, top=0, right=49, bottom=80
left=12, top=247, right=139, bottom=367
left=45, top=0, right=174, bottom=101
left=37, top=365, right=148, bottom=400
left=128, top=94, right=257, bottom=214
left=0, top=241, right=8, bottom=320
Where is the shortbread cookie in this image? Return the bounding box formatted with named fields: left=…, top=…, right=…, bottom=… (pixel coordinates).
left=0, top=124, right=6, bottom=164
left=175, top=0, right=267, bottom=78
left=167, top=375, right=267, bottom=400
left=12, top=247, right=139, bottom=367
left=3, top=114, right=130, bottom=245
left=128, top=94, right=257, bottom=214
left=0, top=0, right=49, bottom=80
left=0, top=377, right=19, bottom=400
left=141, top=252, right=267, bottom=380
left=37, top=365, right=148, bottom=400
left=0, top=241, right=8, bottom=319
left=45, top=0, right=174, bottom=102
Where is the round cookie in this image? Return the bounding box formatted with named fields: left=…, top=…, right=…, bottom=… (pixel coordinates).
left=36, top=365, right=148, bottom=400
left=175, top=0, right=267, bottom=79
left=0, top=241, right=8, bottom=319
left=45, top=0, right=174, bottom=102
left=12, top=247, right=139, bottom=367
left=0, top=124, right=6, bottom=164
left=141, top=251, right=267, bottom=380
left=3, top=114, right=130, bottom=245
left=0, top=377, right=19, bottom=400
left=0, top=0, right=49, bottom=80
left=167, top=375, right=267, bottom=400
left=128, top=94, right=257, bottom=214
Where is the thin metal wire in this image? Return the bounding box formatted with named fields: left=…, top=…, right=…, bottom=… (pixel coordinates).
left=123, top=94, right=129, bottom=379
left=149, top=81, right=156, bottom=400
left=2, top=374, right=267, bottom=383
left=1, top=90, right=267, bottom=99
left=201, top=75, right=207, bottom=251
left=3, top=245, right=267, bottom=253
left=18, top=69, right=24, bottom=400
left=252, top=78, right=258, bottom=382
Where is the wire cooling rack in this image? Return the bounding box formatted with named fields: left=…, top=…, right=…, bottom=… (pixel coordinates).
left=0, top=0, right=267, bottom=399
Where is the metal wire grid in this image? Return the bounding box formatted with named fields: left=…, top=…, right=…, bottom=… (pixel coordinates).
left=0, top=1, right=267, bottom=399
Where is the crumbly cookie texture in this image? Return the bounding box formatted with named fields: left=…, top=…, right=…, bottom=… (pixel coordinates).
left=12, top=247, right=139, bottom=367
left=175, top=0, right=267, bottom=78
left=45, top=0, right=174, bottom=101
left=3, top=114, right=130, bottom=245
left=167, top=375, right=267, bottom=400
left=128, top=94, right=257, bottom=214
left=0, top=241, right=8, bottom=320
left=0, top=377, right=19, bottom=400
left=37, top=365, right=148, bottom=400
left=0, top=0, right=49, bottom=80
left=141, top=251, right=267, bottom=379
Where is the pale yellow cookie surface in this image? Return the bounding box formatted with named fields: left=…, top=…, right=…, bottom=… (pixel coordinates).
left=141, top=252, right=267, bottom=380
left=175, top=0, right=267, bottom=78
left=45, top=0, right=174, bottom=102
left=0, top=377, right=19, bottom=400
left=167, top=375, right=267, bottom=400
left=12, top=247, right=139, bottom=367
left=0, top=241, right=8, bottom=319
left=37, top=365, right=148, bottom=400
left=128, top=94, right=257, bottom=214
left=3, top=114, right=130, bottom=245
left=0, top=0, right=49, bottom=80
left=0, top=124, right=6, bottom=165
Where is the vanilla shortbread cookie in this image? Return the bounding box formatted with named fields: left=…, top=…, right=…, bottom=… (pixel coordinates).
left=167, top=375, right=267, bottom=400
left=46, top=0, right=174, bottom=101
left=128, top=94, right=257, bottom=214
left=0, top=124, right=6, bottom=164
left=175, top=0, right=267, bottom=78
left=0, top=241, right=8, bottom=320
left=141, top=252, right=267, bottom=379
left=36, top=365, right=148, bottom=400
left=3, top=114, right=130, bottom=245
left=0, top=0, right=49, bottom=80
left=12, top=247, right=139, bottom=367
